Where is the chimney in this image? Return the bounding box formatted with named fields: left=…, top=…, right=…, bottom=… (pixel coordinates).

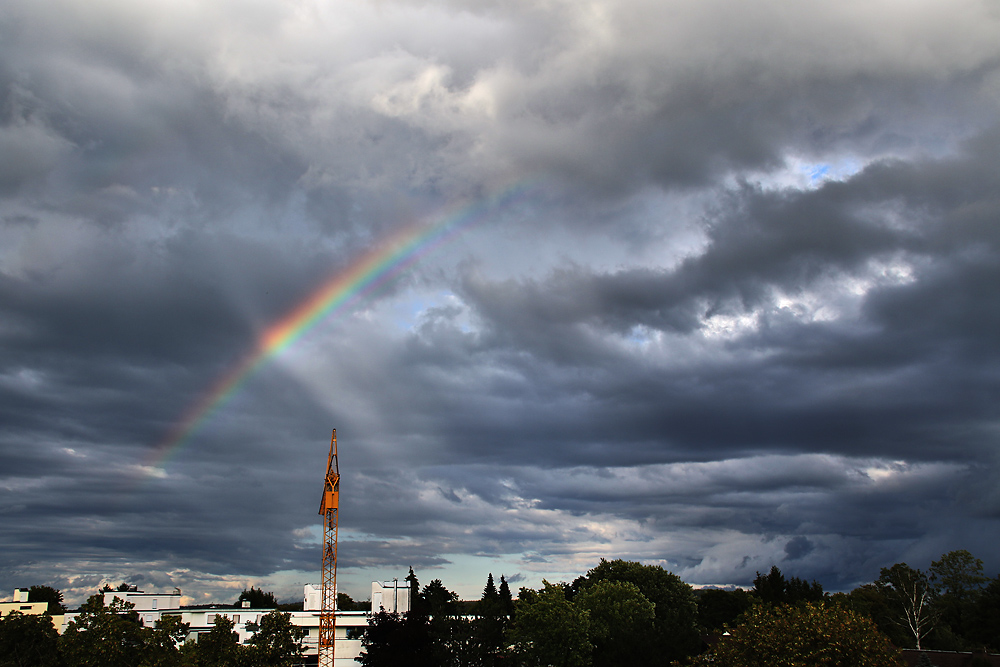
left=14, top=589, right=29, bottom=603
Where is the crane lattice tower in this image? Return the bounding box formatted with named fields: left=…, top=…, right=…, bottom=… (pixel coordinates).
left=319, top=429, right=340, bottom=667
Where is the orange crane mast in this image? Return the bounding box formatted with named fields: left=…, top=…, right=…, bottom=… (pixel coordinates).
left=318, top=430, right=340, bottom=667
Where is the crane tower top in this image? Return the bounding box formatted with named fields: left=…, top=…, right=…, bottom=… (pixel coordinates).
left=320, top=430, right=339, bottom=515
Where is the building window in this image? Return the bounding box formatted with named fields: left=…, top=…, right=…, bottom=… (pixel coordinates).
left=232, top=615, right=240, bottom=623
left=20, top=606, right=32, bottom=611
left=152, top=599, right=158, bottom=610
left=346, top=628, right=366, bottom=640
left=207, top=614, right=216, bottom=624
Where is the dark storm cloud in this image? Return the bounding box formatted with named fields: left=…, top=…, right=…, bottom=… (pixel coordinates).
left=2, top=0, right=1000, bottom=603
left=441, top=138, right=1000, bottom=463
left=313, top=132, right=1000, bottom=588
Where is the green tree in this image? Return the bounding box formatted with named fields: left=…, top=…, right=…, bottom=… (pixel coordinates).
left=752, top=566, right=825, bottom=605
left=751, top=566, right=786, bottom=605
left=843, top=584, right=912, bottom=648
left=0, top=610, right=61, bottom=667
left=481, top=573, right=500, bottom=609
left=99, top=583, right=138, bottom=593
left=877, top=563, right=937, bottom=650
left=405, top=568, right=421, bottom=614
left=360, top=572, right=469, bottom=666
left=786, top=575, right=825, bottom=603
left=572, top=559, right=699, bottom=664
left=498, top=576, right=514, bottom=618
left=141, top=615, right=189, bottom=667
left=245, top=610, right=306, bottom=667
left=930, top=549, right=988, bottom=645
left=185, top=614, right=243, bottom=667
left=59, top=592, right=188, bottom=667
left=696, top=588, right=753, bottom=632
left=60, top=593, right=145, bottom=667
left=575, top=580, right=654, bottom=667
left=420, top=580, right=467, bottom=667
left=235, top=587, right=278, bottom=609
left=337, top=592, right=357, bottom=611
left=970, top=575, right=1000, bottom=651
left=930, top=550, right=988, bottom=600
left=356, top=610, right=436, bottom=667
left=421, top=580, right=459, bottom=618
left=60, top=593, right=148, bottom=667
left=474, top=573, right=505, bottom=667
left=27, top=587, right=66, bottom=614
left=687, top=602, right=904, bottom=667
left=508, top=581, right=591, bottom=667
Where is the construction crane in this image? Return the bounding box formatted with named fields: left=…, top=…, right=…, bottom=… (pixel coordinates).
left=318, top=429, right=340, bottom=667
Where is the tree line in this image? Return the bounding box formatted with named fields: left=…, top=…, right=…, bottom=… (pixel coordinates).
left=2, top=549, right=998, bottom=666
left=685, top=549, right=1000, bottom=666
left=357, top=550, right=1000, bottom=667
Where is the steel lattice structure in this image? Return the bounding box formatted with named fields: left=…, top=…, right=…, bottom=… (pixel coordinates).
left=319, top=430, right=340, bottom=667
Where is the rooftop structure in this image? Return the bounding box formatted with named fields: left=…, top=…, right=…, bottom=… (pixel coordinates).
left=0, top=588, right=65, bottom=632
left=0, top=588, right=50, bottom=617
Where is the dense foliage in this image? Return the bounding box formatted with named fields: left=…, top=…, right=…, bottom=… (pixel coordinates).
left=336, top=592, right=371, bottom=612
left=0, top=610, right=61, bottom=667
left=60, top=594, right=160, bottom=667
left=695, top=587, right=752, bottom=631
left=234, top=587, right=278, bottom=610
left=180, top=615, right=241, bottom=667
left=359, top=561, right=699, bottom=667
left=357, top=552, right=999, bottom=666
left=751, top=565, right=825, bottom=606
left=571, top=558, right=701, bottom=664
left=5, top=549, right=999, bottom=665
left=574, top=580, right=654, bottom=667
left=27, top=587, right=67, bottom=615
left=687, top=602, right=905, bottom=667
left=508, top=582, right=592, bottom=667
left=844, top=549, right=999, bottom=651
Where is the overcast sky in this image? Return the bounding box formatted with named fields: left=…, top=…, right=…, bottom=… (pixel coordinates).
left=3, top=0, right=1000, bottom=606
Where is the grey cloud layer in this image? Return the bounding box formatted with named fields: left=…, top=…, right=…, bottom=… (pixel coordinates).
left=2, top=0, right=1000, bottom=603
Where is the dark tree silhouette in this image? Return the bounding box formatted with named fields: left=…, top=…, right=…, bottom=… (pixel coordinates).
left=235, top=586, right=278, bottom=609
left=27, top=586, right=66, bottom=614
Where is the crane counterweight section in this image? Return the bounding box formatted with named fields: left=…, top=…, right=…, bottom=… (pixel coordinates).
left=318, top=430, right=340, bottom=667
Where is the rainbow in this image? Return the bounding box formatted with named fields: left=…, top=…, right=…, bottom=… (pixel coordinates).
left=144, top=183, right=531, bottom=472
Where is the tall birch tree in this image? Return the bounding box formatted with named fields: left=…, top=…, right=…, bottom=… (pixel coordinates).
left=877, top=563, right=937, bottom=650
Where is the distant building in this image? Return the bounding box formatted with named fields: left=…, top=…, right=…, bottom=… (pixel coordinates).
left=1, top=588, right=49, bottom=616
left=53, top=578, right=409, bottom=667
left=303, top=583, right=323, bottom=611
left=371, top=579, right=410, bottom=613
left=166, top=604, right=368, bottom=666
left=0, top=588, right=64, bottom=631
left=102, top=589, right=182, bottom=628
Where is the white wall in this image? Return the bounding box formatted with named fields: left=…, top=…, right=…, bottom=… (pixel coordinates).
left=371, top=580, right=410, bottom=613
left=303, top=583, right=323, bottom=611
left=103, top=591, right=181, bottom=613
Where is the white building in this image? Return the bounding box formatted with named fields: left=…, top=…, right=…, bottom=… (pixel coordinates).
left=303, top=583, right=323, bottom=612
left=1, top=589, right=66, bottom=633
left=102, top=589, right=182, bottom=628
left=149, top=579, right=408, bottom=666
left=0, top=588, right=48, bottom=616
left=370, top=579, right=410, bottom=614
left=167, top=605, right=368, bottom=666
left=56, top=579, right=409, bottom=666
